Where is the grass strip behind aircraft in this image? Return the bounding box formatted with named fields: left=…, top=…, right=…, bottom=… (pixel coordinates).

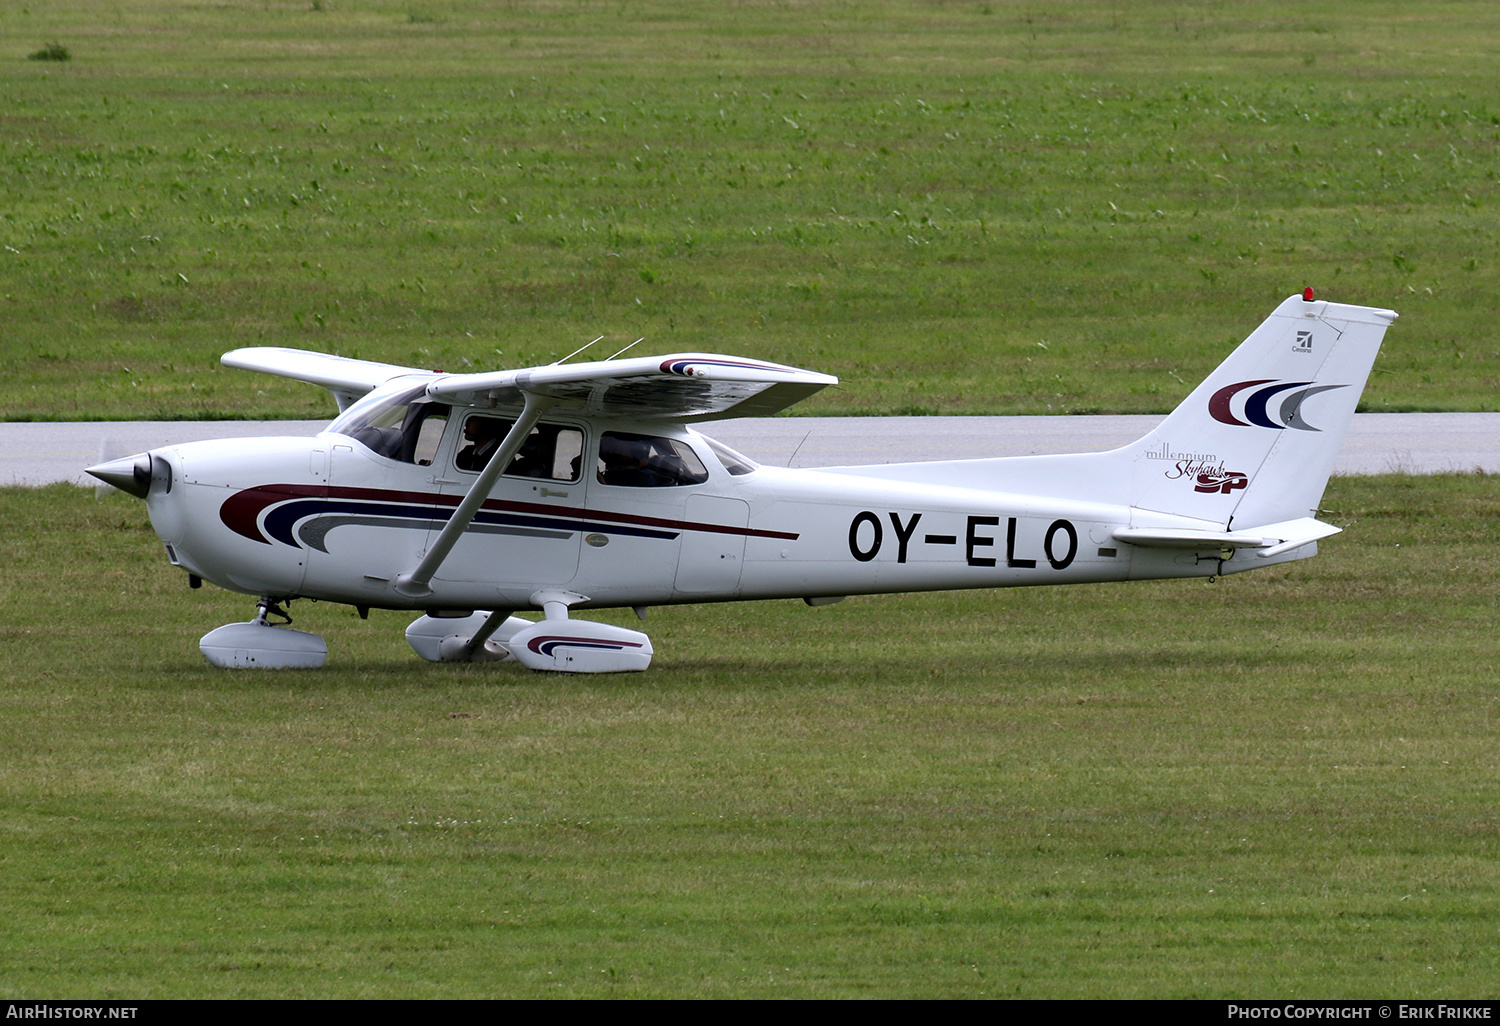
left=89, top=290, right=1397, bottom=673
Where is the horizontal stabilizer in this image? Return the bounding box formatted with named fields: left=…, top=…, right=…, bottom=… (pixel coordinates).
left=1113, top=517, right=1340, bottom=553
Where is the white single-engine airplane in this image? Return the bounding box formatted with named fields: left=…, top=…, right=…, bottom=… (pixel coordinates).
left=89, top=290, right=1396, bottom=672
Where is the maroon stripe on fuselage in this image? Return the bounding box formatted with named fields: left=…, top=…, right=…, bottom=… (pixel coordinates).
left=220, top=484, right=326, bottom=543
left=220, top=483, right=798, bottom=544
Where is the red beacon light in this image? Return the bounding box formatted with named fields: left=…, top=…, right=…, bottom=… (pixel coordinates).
left=1302, top=286, right=1316, bottom=302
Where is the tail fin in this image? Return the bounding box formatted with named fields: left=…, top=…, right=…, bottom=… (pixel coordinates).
left=1125, top=292, right=1396, bottom=529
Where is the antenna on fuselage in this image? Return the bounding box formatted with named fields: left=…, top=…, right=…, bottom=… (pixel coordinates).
left=786, top=429, right=813, bottom=468
left=606, top=338, right=645, bottom=360
left=553, top=336, right=605, bottom=365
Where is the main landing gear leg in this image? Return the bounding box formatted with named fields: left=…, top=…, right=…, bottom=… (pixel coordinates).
left=405, top=609, right=530, bottom=663
left=199, top=596, right=328, bottom=669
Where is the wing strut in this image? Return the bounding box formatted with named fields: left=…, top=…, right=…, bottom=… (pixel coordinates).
left=393, top=391, right=558, bottom=599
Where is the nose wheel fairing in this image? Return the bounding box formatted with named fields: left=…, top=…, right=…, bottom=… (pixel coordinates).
left=199, top=598, right=328, bottom=669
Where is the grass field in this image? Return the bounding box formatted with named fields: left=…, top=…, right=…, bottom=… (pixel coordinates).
left=1, top=474, right=1497, bottom=998
left=4, top=0, right=1499, bottom=1001
left=3, top=1, right=1500, bottom=420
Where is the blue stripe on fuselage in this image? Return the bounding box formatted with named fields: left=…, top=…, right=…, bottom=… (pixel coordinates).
left=261, top=499, right=679, bottom=549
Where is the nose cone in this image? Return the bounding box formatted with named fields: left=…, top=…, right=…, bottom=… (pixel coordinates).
left=87, top=453, right=152, bottom=498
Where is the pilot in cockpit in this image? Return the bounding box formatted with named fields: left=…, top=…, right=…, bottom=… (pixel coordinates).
left=456, top=417, right=502, bottom=471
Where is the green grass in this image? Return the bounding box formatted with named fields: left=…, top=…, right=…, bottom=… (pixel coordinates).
left=3, top=0, right=1500, bottom=420
left=2, top=473, right=1497, bottom=997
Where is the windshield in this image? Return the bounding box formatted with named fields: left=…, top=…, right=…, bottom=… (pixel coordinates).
left=328, top=384, right=449, bottom=464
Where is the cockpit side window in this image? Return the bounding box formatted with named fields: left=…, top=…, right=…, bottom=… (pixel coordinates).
left=456, top=415, right=583, bottom=482
left=596, top=432, right=709, bottom=487
left=409, top=408, right=449, bottom=466
left=329, top=385, right=448, bottom=465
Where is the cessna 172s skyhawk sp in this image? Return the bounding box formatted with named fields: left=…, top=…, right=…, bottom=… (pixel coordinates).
left=89, top=290, right=1396, bottom=672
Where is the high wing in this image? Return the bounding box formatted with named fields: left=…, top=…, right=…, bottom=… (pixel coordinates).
left=424, top=353, right=837, bottom=421
left=221, top=348, right=432, bottom=412
left=223, top=348, right=837, bottom=421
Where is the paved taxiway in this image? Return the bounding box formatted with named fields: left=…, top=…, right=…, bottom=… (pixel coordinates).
left=3, top=413, right=1496, bottom=487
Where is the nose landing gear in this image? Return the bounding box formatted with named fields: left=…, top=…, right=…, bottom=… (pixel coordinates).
left=198, top=596, right=328, bottom=669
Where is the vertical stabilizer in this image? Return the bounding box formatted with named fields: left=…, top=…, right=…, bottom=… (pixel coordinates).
left=1125, top=293, right=1396, bottom=529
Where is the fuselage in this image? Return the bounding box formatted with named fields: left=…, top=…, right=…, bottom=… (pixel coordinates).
left=141, top=403, right=1260, bottom=616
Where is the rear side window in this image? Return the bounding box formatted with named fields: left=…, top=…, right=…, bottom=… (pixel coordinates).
left=596, top=432, right=709, bottom=487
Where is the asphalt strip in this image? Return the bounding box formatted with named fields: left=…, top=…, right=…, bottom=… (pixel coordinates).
left=2, top=413, right=1497, bottom=488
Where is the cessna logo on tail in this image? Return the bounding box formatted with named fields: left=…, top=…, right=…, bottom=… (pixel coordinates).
left=1208, top=379, right=1348, bottom=431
